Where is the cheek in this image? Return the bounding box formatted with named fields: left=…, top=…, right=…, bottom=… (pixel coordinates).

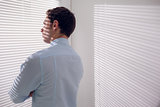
left=49, top=29, right=54, bottom=33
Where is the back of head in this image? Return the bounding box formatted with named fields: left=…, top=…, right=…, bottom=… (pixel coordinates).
left=47, top=7, right=76, bottom=38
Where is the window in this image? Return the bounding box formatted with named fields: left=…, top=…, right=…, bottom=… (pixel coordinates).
left=0, top=0, right=60, bottom=106
left=94, top=5, right=160, bottom=107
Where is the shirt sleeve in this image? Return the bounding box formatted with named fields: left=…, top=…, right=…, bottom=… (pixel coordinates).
left=8, top=54, right=42, bottom=104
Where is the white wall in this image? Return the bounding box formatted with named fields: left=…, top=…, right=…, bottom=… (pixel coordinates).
left=71, top=0, right=160, bottom=107
left=71, top=0, right=110, bottom=107
left=71, top=0, right=95, bottom=107
left=70, top=0, right=110, bottom=107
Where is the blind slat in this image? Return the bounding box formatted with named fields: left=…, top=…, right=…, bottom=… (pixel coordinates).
left=95, top=5, right=160, bottom=107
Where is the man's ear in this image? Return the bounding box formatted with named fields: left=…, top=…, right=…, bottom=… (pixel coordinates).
left=52, top=20, right=59, bottom=30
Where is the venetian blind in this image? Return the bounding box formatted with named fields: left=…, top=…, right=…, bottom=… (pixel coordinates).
left=0, top=0, right=59, bottom=107
left=94, top=5, right=160, bottom=107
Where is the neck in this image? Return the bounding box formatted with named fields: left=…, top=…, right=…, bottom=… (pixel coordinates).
left=50, top=35, right=68, bottom=42
left=60, top=35, right=68, bottom=39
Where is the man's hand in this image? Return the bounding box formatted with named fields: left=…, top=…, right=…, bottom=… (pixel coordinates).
left=41, top=17, right=53, bottom=43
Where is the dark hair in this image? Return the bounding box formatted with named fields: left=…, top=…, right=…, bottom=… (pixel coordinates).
left=46, top=7, right=76, bottom=38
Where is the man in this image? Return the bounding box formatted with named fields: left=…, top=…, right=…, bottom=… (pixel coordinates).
left=9, top=7, right=83, bottom=107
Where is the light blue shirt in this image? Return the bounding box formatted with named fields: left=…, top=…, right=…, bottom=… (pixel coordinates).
left=9, top=38, right=83, bottom=107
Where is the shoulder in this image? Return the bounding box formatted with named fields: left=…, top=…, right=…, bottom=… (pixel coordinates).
left=20, top=51, right=42, bottom=72
left=24, top=48, right=48, bottom=64
left=26, top=46, right=58, bottom=61
left=30, top=47, right=52, bottom=59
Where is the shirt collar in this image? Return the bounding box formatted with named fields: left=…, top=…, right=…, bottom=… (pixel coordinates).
left=50, top=38, right=69, bottom=46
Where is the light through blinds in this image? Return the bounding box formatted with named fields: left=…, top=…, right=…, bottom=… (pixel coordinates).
left=0, top=0, right=59, bottom=107
left=94, top=5, right=160, bottom=107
